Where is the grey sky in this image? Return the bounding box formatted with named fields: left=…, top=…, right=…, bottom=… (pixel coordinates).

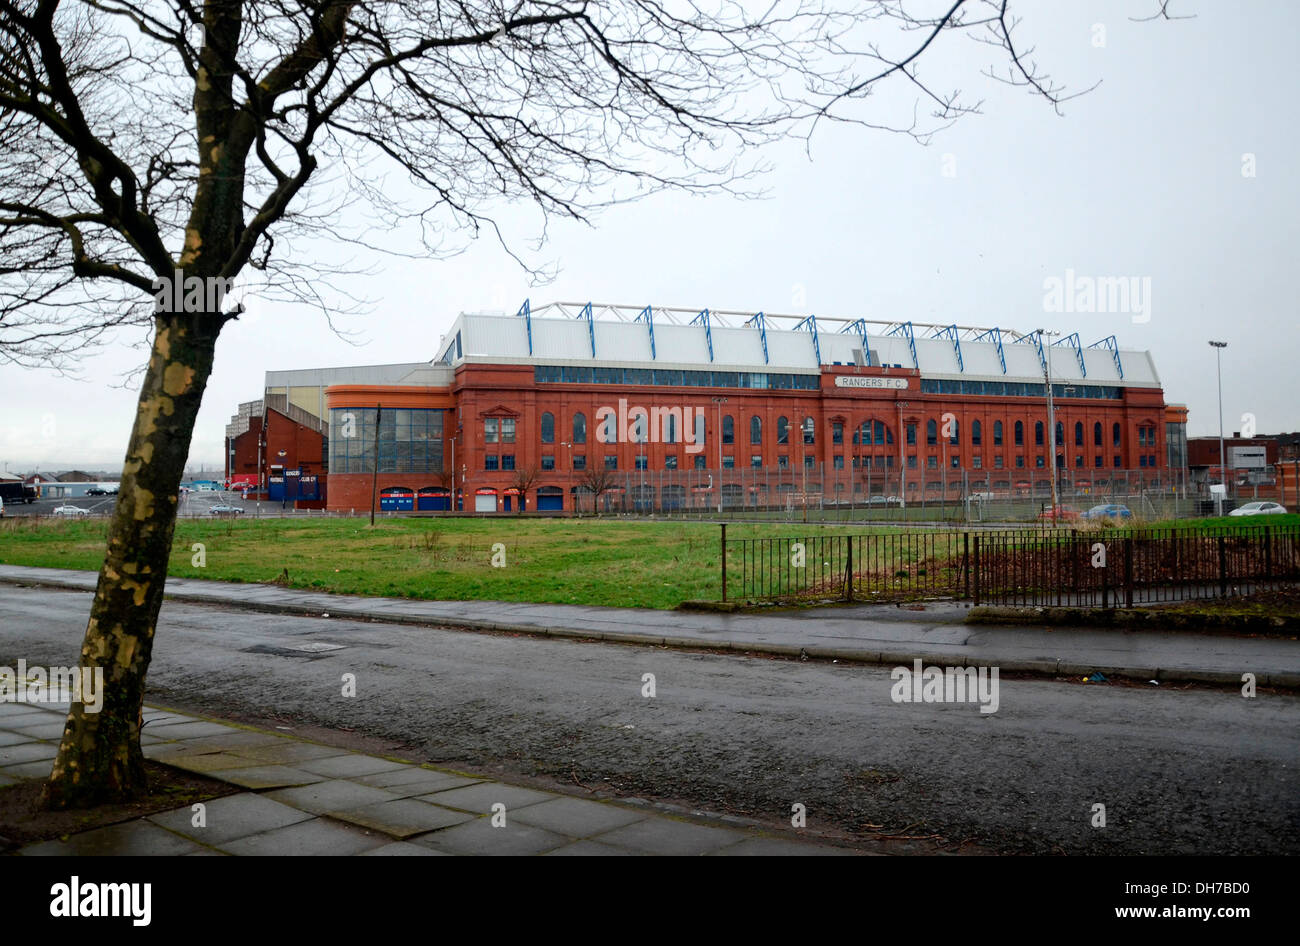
left=1, top=0, right=1294, bottom=472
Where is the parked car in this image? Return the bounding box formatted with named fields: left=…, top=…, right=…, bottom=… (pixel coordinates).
left=52, top=505, right=89, bottom=517
left=1229, top=501, right=1288, bottom=517
left=1082, top=503, right=1132, bottom=521
left=85, top=486, right=109, bottom=495
left=208, top=504, right=244, bottom=516
left=1037, top=505, right=1080, bottom=522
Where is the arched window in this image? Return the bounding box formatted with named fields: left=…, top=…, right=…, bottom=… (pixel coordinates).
left=750, top=415, right=762, bottom=445
left=1094, top=422, right=1102, bottom=447
left=1015, top=420, right=1023, bottom=446
left=1055, top=422, right=1064, bottom=447
left=723, top=414, right=734, bottom=444
left=777, top=416, right=789, bottom=445
left=1113, top=422, right=1122, bottom=447
left=541, top=412, right=555, bottom=444
left=803, top=417, right=815, bottom=444
left=572, top=412, right=586, bottom=444
left=1074, top=421, right=1083, bottom=446
left=972, top=420, right=982, bottom=446
left=993, top=420, right=1003, bottom=446
left=926, top=419, right=937, bottom=445
left=1035, top=421, right=1044, bottom=446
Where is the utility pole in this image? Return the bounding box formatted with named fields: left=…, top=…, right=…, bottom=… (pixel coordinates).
left=1209, top=341, right=1228, bottom=514
left=369, top=404, right=382, bottom=526
left=1038, top=329, right=1060, bottom=517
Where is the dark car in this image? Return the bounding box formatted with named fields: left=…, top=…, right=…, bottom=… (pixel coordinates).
left=85, top=486, right=109, bottom=495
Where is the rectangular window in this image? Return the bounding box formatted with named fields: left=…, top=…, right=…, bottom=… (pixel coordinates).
left=951, top=456, right=960, bottom=468
left=723, top=456, right=735, bottom=469
left=635, top=455, right=648, bottom=470
left=573, top=454, right=587, bottom=471
left=1094, top=456, right=1102, bottom=468
left=994, top=455, right=1004, bottom=469
left=501, top=454, right=515, bottom=471
left=541, top=455, right=555, bottom=471
left=665, top=456, right=678, bottom=470
left=1075, top=455, right=1083, bottom=468
left=484, top=455, right=499, bottom=471
left=485, top=418, right=498, bottom=444
left=1114, top=455, right=1121, bottom=468
left=605, top=455, right=618, bottom=470
left=832, top=422, right=843, bottom=445
left=833, top=455, right=844, bottom=469
left=907, top=455, right=917, bottom=469
left=804, top=455, right=814, bottom=469
left=907, top=424, right=916, bottom=446
left=1016, top=456, right=1025, bottom=468
left=779, top=455, right=789, bottom=469
left=927, top=456, right=938, bottom=469
left=1036, top=456, right=1045, bottom=468
left=973, top=456, right=982, bottom=469
left=501, top=418, right=516, bottom=443
left=693, top=455, right=705, bottom=470
left=751, top=455, right=763, bottom=469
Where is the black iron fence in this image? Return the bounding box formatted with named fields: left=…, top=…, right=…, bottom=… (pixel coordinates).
left=721, top=523, right=1300, bottom=607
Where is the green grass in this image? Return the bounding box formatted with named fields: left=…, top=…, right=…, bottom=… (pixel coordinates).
left=1, top=513, right=1293, bottom=610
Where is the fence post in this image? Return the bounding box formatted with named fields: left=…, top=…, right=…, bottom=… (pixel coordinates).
left=844, top=535, right=854, bottom=603
left=1218, top=534, right=1228, bottom=598
left=720, top=523, right=727, bottom=603
left=963, top=532, right=970, bottom=600
left=1123, top=536, right=1133, bottom=608
left=973, top=534, right=981, bottom=606
left=1264, top=525, right=1272, bottom=584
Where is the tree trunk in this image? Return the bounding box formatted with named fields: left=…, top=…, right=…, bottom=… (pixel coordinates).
left=43, top=315, right=220, bottom=809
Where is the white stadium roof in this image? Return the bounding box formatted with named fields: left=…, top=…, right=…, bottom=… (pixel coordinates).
left=435, top=302, right=1161, bottom=388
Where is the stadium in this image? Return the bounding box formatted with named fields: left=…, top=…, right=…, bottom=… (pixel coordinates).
left=226, top=301, right=1186, bottom=514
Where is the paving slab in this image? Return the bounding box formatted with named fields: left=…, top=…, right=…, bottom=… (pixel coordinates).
left=326, top=798, right=475, bottom=838
left=21, top=820, right=207, bottom=856
left=0, top=760, right=55, bottom=778
left=266, top=778, right=401, bottom=814
left=156, top=751, right=267, bottom=774
left=0, top=730, right=45, bottom=748
left=148, top=793, right=314, bottom=845
left=205, top=764, right=326, bottom=790
left=359, top=841, right=451, bottom=856
left=594, top=818, right=747, bottom=856
left=7, top=721, right=68, bottom=740
left=220, top=817, right=389, bottom=856
left=353, top=766, right=481, bottom=796
left=545, top=840, right=636, bottom=856
left=417, top=781, right=554, bottom=814
left=0, top=741, right=58, bottom=766
left=511, top=796, right=648, bottom=838
left=411, top=818, right=569, bottom=856
left=297, top=754, right=410, bottom=779
left=228, top=741, right=349, bottom=766
left=142, top=720, right=242, bottom=740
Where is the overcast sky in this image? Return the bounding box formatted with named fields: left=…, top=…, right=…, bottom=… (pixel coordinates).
left=1, top=0, right=1295, bottom=474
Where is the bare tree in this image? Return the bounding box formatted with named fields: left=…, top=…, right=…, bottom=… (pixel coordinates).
left=578, top=466, right=619, bottom=517
left=0, top=0, right=1111, bottom=807
left=508, top=465, right=540, bottom=513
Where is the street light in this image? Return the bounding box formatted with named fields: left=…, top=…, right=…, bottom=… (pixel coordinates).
left=1037, top=329, right=1060, bottom=517
left=1209, top=340, right=1228, bottom=513
left=711, top=396, right=728, bottom=513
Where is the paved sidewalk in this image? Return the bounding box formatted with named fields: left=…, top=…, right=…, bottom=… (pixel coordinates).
left=1, top=701, right=855, bottom=856
left=1, top=565, right=1295, bottom=686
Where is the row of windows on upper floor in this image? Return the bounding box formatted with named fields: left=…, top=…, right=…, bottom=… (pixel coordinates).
left=918, top=379, right=1125, bottom=399
left=480, top=452, right=1164, bottom=472
left=511, top=413, right=1159, bottom=449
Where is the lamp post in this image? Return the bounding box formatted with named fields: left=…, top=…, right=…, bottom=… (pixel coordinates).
left=712, top=396, right=728, bottom=514
left=1037, top=329, right=1060, bottom=518
left=1209, top=341, right=1228, bottom=514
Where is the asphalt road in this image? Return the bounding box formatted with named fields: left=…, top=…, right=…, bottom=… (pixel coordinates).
left=1, top=583, right=1295, bottom=854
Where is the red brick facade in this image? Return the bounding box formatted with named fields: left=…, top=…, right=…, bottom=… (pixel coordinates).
left=320, top=363, right=1170, bottom=512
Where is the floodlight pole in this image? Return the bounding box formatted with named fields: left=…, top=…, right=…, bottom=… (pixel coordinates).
left=712, top=396, right=728, bottom=514
left=1038, top=330, right=1060, bottom=517
left=1210, top=341, right=1228, bottom=514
